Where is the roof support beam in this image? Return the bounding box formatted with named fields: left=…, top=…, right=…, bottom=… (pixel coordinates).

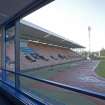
left=14, top=21, right=20, bottom=89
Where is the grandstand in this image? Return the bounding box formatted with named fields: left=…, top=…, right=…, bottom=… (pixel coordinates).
left=20, top=39, right=84, bottom=70
left=20, top=20, right=85, bottom=70
left=3, top=20, right=85, bottom=71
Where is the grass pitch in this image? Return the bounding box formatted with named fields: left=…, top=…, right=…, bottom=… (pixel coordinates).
left=96, top=59, right=105, bottom=78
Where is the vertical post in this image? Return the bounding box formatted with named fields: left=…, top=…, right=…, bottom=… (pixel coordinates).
left=1, top=27, right=6, bottom=81
left=88, top=26, right=91, bottom=59
left=15, top=21, right=20, bottom=89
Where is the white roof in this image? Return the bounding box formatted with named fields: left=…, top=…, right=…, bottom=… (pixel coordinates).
left=20, top=20, right=84, bottom=48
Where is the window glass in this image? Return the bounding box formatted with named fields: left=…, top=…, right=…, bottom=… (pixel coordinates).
left=5, top=26, right=15, bottom=85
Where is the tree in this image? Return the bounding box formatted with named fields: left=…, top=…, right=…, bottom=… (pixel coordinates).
left=100, top=48, right=105, bottom=56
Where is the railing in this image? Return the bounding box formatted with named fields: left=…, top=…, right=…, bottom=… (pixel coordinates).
left=0, top=69, right=105, bottom=105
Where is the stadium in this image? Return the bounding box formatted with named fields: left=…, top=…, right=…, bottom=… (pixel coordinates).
left=0, top=0, right=105, bottom=105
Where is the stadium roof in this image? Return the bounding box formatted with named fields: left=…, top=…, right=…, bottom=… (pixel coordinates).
left=0, top=0, right=53, bottom=26
left=20, top=20, right=85, bottom=48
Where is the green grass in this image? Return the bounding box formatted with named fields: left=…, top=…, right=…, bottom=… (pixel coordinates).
left=96, top=59, right=105, bottom=78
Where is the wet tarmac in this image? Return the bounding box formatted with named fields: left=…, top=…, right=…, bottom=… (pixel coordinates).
left=51, top=60, right=105, bottom=93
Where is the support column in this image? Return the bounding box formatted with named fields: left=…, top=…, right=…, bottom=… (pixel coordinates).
left=15, top=21, right=20, bottom=89
left=1, top=27, right=6, bottom=81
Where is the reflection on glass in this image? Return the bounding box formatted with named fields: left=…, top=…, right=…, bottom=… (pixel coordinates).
left=5, top=26, right=15, bottom=84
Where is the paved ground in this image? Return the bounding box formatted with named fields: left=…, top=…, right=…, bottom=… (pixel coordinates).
left=50, top=60, right=105, bottom=93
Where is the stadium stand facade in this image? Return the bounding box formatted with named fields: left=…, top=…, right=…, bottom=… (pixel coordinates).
left=1, top=22, right=84, bottom=71
left=0, top=20, right=85, bottom=71
left=20, top=40, right=84, bottom=70
left=2, top=37, right=84, bottom=71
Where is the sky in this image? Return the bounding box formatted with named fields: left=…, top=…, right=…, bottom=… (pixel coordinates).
left=23, top=0, right=105, bottom=52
